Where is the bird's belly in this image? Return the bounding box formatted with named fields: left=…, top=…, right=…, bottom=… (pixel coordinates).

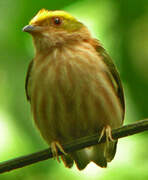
left=30, top=59, right=123, bottom=145
left=31, top=69, right=122, bottom=144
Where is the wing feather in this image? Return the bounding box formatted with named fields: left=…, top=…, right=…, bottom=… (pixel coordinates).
left=25, top=60, right=34, bottom=102
left=95, top=44, right=125, bottom=118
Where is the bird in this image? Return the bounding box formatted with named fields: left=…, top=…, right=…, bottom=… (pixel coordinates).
left=23, top=9, right=125, bottom=170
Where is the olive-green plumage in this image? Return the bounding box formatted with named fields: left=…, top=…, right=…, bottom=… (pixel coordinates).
left=24, top=9, right=125, bottom=170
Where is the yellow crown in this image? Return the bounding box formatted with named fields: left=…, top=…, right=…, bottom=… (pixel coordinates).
left=29, top=9, right=77, bottom=25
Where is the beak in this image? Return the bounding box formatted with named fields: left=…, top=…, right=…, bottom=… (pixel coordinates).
left=23, top=25, right=42, bottom=33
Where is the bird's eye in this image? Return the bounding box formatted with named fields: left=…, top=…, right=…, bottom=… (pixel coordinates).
left=53, top=17, right=62, bottom=25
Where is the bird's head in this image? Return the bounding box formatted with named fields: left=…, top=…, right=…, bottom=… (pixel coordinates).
left=23, top=9, right=91, bottom=52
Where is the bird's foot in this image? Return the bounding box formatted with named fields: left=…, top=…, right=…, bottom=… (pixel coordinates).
left=98, top=125, right=115, bottom=157
left=98, top=125, right=114, bottom=143
left=51, top=141, right=67, bottom=162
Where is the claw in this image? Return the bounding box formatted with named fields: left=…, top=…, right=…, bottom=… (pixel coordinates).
left=98, top=125, right=115, bottom=157
left=105, top=125, right=114, bottom=142
left=51, top=141, right=67, bottom=162
left=98, top=125, right=114, bottom=143
left=98, top=127, right=105, bottom=143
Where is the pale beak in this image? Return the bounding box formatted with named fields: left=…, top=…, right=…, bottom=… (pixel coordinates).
left=23, top=25, right=43, bottom=33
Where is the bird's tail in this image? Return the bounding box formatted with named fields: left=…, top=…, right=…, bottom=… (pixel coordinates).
left=61, top=141, right=117, bottom=170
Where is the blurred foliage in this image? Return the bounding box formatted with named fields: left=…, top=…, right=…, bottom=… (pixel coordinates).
left=0, top=0, right=148, bottom=179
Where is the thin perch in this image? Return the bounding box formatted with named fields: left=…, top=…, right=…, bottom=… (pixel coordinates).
left=0, top=119, right=148, bottom=174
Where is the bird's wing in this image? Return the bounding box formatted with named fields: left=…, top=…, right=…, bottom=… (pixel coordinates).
left=95, top=43, right=125, bottom=118
left=25, top=60, right=34, bottom=102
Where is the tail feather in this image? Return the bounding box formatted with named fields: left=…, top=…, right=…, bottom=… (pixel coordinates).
left=61, top=154, right=74, bottom=168
left=70, top=149, right=90, bottom=170
left=90, top=144, right=107, bottom=167
left=61, top=141, right=117, bottom=170
left=105, top=140, right=117, bottom=162
left=91, top=141, right=117, bottom=167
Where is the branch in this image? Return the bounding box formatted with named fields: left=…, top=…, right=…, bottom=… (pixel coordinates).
left=1, top=119, right=148, bottom=174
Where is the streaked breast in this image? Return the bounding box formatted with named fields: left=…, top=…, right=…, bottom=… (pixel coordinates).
left=29, top=42, right=123, bottom=144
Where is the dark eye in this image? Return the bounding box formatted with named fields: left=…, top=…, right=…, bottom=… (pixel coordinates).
left=53, top=17, right=62, bottom=25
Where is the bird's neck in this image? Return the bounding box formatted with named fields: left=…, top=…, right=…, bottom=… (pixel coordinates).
left=32, top=26, right=96, bottom=54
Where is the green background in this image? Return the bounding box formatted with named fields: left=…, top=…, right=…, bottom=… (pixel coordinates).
left=0, top=0, right=148, bottom=179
